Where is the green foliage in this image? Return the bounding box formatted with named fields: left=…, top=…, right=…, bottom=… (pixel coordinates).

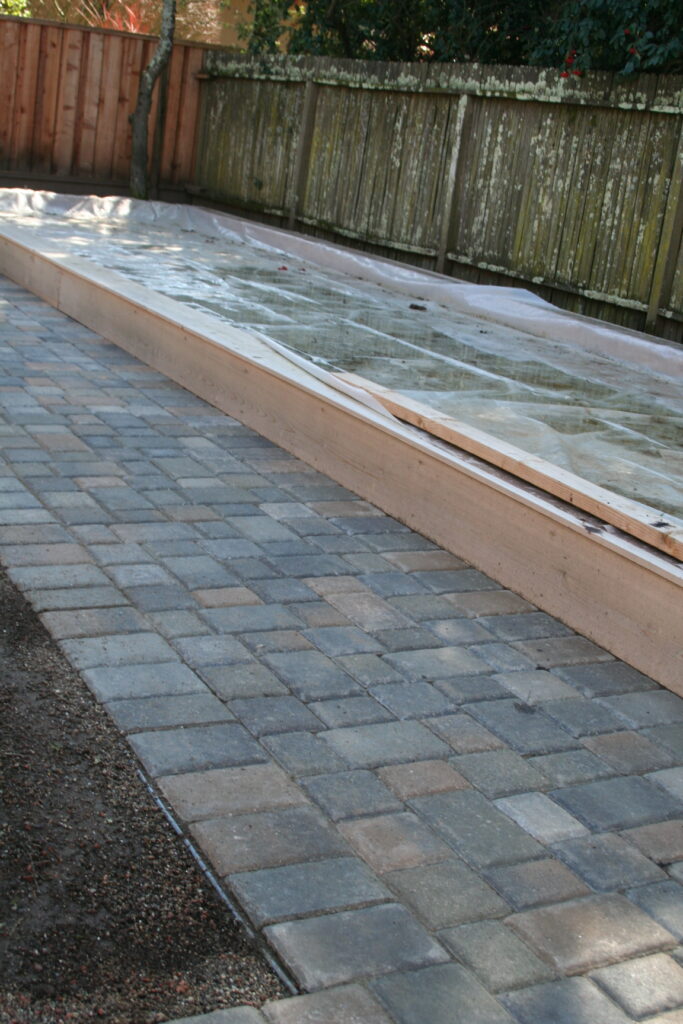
left=530, top=0, right=683, bottom=76
left=0, top=0, right=31, bottom=15
left=240, top=0, right=683, bottom=75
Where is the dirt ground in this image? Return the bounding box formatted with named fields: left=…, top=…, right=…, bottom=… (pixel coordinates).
left=0, top=568, right=287, bottom=1024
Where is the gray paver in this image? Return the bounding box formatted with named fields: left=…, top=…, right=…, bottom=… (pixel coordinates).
left=262, top=984, right=395, bottom=1024
left=552, top=776, right=683, bottom=831
left=369, top=681, right=453, bottom=719
left=192, top=805, right=349, bottom=876
left=229, top=856, right=389, bottom=927
left=466, top=700, right=577, bottom=754
left=105, top=692, right=233, bottom=732
left=202, top=605, right=303, bottom=634
left=264, top=650, right=361, bottom=700
left=502, top=978, right=632, bottom=1024
left=130, top=722, right=267, bottom=777
left=540, top=698, right=626, bottom=736
left=493, top=670, right=579, bottom=704
left=454, top=750, right=550, bottom=799
left=264, top=904, right=448, bottom=990
left=308, top=695, right=394, bottom=728
left=172, top=635, right=252, bottom=667
left=385, top=856, right=509, bottom=929
left=438, top=921, right=555, bottom=993
left=302, top=770, right=401, bottom=821
left=508, top=895, right=676, bottom=972
left=321, top=720, right=450, bottom=768
left=384, top=646, right=489, bottom=680
left=27, top=585, right=128, bottom=610
left=410, top=790, right=544, bottom=868
left=554, top=833, right=666, bottom=891
left=40, top=605, right=149, bottom=639
left=200, top=663, right=287, bottom=700
left=627, top=881, right=683, bottom=940
left=485, top=858, right=590, bottom=910
left=591, top=954, right=683, bottom=1019
left=494, top=792, right=589, bottom=844
left=600, top=691, right=683, bottom=729
left=371, top=963, right=513, bottom=1024
left=263, top=730, right=348, bottom=776
left=528, top=749, right=615, bottom=787
left=553, top=661, right=658, bottom=697
left=229, top=696, right=322, bottom=736
left=61, top=632, right=179, bottom=669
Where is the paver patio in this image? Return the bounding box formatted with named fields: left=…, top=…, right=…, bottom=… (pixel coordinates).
left=1, top=274, right=682, bottom=1024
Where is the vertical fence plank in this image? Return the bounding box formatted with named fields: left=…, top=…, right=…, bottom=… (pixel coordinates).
left=53, top=28, right=83, bottom=175
left=647, top=124, right=683, bottom=329
left=288, top=78, right=318, bottom=229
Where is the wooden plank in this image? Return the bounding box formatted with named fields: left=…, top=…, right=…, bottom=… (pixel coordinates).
left=111, top=34, right=141, bottom=181
left=53, top=28, right=83, bottom=176
left=173, top=45, right=204, bottom=183
left=0, top=19, right=20, bottom=166
left=160, top=43, right=184, bottom=181
left=437, top=95, right=468, bottom=273
left=73, top=28, right=104, bottom=176
left=9, top=21, right=41, bottom=170
left=647, top=122, right=683, bottom=328
left=336, top=372, right=683, bottom=562
left=32, top=24, right=63, bottom=175
left=93, top=32, right=123, bottom=180
left=288, top=79, right=318, bottom=230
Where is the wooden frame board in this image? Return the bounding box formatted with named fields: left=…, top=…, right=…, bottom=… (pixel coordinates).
left=0, top=223, right=681, bottom=694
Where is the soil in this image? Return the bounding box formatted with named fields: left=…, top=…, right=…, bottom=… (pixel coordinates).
left=0, top=568, right=288, bottom=1024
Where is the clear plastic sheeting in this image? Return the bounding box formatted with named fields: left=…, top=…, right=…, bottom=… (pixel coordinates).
left=1, top=188, right=682, bottom=524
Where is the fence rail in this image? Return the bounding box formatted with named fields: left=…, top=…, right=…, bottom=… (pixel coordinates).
left=0, top=15, right=205, bottom=190
left=197, top=55, right=683, bottom=340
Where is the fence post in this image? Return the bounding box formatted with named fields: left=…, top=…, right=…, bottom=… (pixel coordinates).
left=288, top=77, right=319, bottom=231
left=646, top=121, right=683, bottom=332
left=436, top=93, right=469, bottom=275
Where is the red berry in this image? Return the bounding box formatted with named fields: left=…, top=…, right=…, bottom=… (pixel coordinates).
left=560, top=71, right=570, bottom=78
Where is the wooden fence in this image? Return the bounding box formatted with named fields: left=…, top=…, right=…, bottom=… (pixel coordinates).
left=0, top=15, right=206, bottom=192
left=196, top=55, right=683, bottom=340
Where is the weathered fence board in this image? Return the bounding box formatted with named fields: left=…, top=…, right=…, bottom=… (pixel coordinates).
left=196, top=55, right=683, bottom=340
left=0, top=15, right=206, bottom=188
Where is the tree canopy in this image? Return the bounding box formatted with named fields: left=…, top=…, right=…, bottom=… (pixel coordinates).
left=242, top=0, right=683, bottom=75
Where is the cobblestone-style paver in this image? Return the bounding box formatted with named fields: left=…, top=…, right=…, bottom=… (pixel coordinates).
left=2, top=277, right=683, bottom=1024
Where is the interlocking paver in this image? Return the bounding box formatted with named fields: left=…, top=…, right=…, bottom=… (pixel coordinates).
left=61, top=632, right=179, bottom=669
left=591, top=953, right=683, bottom=1019
left=410, top=790, right=544, bottom=868
left=599, top=691, right=683, bottom=729
left=438, top=921, right=555, bottom=993
left=501, top=977, right=632, bottom=1024
left=265, top=904, right=448, bottom=990
left=584, top=730, right=676, bottom=773
left=627, top=881, right=683, bottom=940
left=338, top=812, right=452, bottom=874
left=264, top=650, right=361, bottom=701
left=508, top=895, right=676, bottom=972
left=551, top=776, right=683, bottom=831
left=481, top=669, right=578, bottom=704
left=302, top=770, right=401, bottom=821
left=485, top=858, right=590, bottom=910
left=466, top=700, right=577, bottom=754
left=369, top=681, right=453, bottom=719
left=370, top=963, right=513, bottom=1024
left=384, top=646, right=489, bottom=680
left=158, top=763, right=306, bottom=821
left=262, top=984, right=395, bottom=1024
left=554, top=833, right=666, bottom=891
left=553, top=661, right=658, bottom=697
left=494, top=792, right=589, bottom=844
left=308, top=695, right=394, bottom=728
left=385, top=857, right=509, bottom=928
left=130, top=722, right=267, bottom=777
left=377, top=760, right=469, bottom=800
left=229, top=857, right=389, bottom=927
left=623, top=822, right=683, bottom=864
left=321, top=720, right=450, bottom=768
left=192, top=805, right=349, bottom=876
left=105, top=692, right=233, bottom=732
left=454, top=750, right=550, bottom=799
left=262, top=730, right=348, bottom=776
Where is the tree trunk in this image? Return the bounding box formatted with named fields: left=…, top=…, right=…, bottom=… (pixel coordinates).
left=129, top=0, right=176, bottom=199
